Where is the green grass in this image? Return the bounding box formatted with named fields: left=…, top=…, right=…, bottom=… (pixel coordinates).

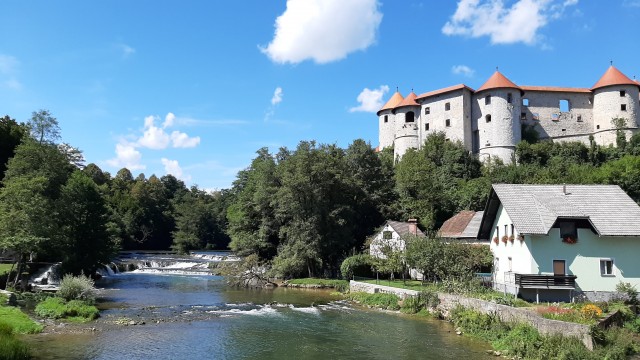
left=348, top=292, right=400, bottom=310
left=287, top=278, right=349, bottom=287
left=35, top=297, right=99, bottom=322
left=0, top=263, right=14, bottom=276
left=0, top=306, right=43, bottom=334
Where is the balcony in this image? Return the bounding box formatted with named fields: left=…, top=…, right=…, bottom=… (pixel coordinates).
left=514, top=274, right=577, bottom=289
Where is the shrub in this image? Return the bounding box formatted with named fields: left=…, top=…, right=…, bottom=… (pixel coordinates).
left=401, top=290, right=440, bottom=314
left=616, top=282, right=639, bottom=305
left=35, top=297, right=99, bottom=321
left=581, top=304, right=603, bottom=320
left=58, top=274, right=96, bottom=302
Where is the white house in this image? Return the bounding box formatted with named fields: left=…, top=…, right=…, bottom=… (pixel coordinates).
left=370, top=219, right=425, bottom=279
left=478, top=184, right=640, bottom=302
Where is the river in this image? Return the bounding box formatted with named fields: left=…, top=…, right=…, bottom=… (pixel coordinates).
left=23, top=252, right=491, bottom=359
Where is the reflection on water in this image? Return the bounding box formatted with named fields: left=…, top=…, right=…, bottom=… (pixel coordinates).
left=24, top=253, right=491, bottom=360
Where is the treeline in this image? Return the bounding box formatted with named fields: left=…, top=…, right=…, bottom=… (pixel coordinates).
left=0, top=111, right=230, bottom=279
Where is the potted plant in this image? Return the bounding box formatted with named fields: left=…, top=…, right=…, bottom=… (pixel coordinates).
left=501, top=235, right=509, bottom=244
left=562, top=235, right=577, bottom=244
left=517, top=234, right=525, bottom=242
left=493, top=236, right=499, bottom=245
left=509, top=235, right=515, bottom=243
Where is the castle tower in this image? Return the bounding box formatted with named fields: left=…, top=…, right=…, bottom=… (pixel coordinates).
left=377, top=91, right=403, bottom=151
left=592, top=65, right=640, bottom=145
left=474, top=70, right=522, bottom=163
left=392, top=91, right=421, bottom=160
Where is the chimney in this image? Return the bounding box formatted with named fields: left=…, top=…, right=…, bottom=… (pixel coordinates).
left=408, top=218, right=418, bottom=235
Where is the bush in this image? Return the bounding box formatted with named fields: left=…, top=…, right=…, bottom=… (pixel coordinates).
left=616, top=282, right=639, bottom=305
left=35, top=297, right=99, bottom=321
left=58, top=274, right=96, bottom=302
left=581, top=304, right=603, bottom=320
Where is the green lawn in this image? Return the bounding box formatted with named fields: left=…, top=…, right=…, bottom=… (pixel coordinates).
left=287, top=278, right=349, bottom=288
left=0, top=305, right=43, bottom=334
left=0, top=263, right=14, bottom=276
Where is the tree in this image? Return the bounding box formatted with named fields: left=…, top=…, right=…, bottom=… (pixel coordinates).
left=56, top=171, right=117, bottom=275
left=0, top=115, right=27, bottom=182
left=28, top=109, right=60, bottom=144
left=58, top=143, right=85, bottom=169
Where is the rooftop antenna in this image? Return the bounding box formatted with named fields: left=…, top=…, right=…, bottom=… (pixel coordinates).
left=396, top=86, right=399, bottom=93
left=610, top=60, right=613, bottom=66
left=496, top=66, right=499, bottom=71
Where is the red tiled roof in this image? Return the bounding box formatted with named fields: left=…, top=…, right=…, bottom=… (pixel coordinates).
left=395, top=91, right=419, bottom=108
left=520, top=85, right=591, bottom=93
left=377, top=91, right=404, bottom=114
left=592, top=66, right=639, bottom=90
left=416, top=84, right=475, bottom=101
left=439, top=210, right=477, bottom=237
left=476, top=71, right=520, bottom=93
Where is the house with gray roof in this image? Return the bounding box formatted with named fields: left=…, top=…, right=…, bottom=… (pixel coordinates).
left=478, top=184, right=640, bottom=302
left=369, top=219, right=425, bottom=279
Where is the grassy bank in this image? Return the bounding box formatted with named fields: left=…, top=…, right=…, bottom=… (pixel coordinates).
left=0, top=293, right=42, bottom=360
left=0, top=264, right=14, bottom=275
left=286, top=278, right=349, bottom=291
left=35, top=297, right=99, bottom=322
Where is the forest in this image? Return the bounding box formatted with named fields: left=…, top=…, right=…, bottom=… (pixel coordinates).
left=2, top=110, right=640, bottom=280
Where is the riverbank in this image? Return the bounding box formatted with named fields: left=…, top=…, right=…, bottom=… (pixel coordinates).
left=348, top=280, right=640, bottom=359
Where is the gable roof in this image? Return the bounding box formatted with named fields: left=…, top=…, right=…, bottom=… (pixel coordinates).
left=478, top=184, right=640, bottom=239
left=592, top=66, right=639, bottom=90
left=385, top=220, right=426, bottom=237
left=476, top=71, right=520, bottom=93
left=439, top=210, right=483, bottom=238
left=377, top=91, right=404, bottom=114
left=395, top=91, right=419, bottom=108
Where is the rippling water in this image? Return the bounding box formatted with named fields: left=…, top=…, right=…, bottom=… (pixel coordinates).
left=24, top=254, right=491, bottom=359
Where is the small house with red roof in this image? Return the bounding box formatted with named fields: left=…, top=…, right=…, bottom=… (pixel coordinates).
left=378, top=66, right=640, bottom=162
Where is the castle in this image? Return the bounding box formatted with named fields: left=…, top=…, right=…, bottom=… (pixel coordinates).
left=377, top=65, right=640, bottom=162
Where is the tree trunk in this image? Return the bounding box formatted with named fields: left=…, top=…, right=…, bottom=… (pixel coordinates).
left=12, top=254, right=24, bottom=289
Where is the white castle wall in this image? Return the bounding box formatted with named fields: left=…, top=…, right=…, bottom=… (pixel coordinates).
left=393, top=106, right=421, bottom=160
left=378, top=110, right=396, bottom=149
left=593, top=85, right=640, bottom=145
left=523, top=91, right=593, bottom=141
left=417, top=89, right=471, bottom=150
left=475, top=89, right=521, bottom=163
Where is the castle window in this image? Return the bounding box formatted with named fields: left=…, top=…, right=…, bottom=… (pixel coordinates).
left=405, top=111, right=415, bottom=122
left=507, top=93, right=512, bottom=104
left=562, top=128, right=566, bottom=132
left=523, top=98, right=529, bottom=106
left=485, top=95, right=491, bottom=105
left=577, top=115, right=582, bottom=122
left=485, top=114, right=492, bottom=123
left=597, top=125, right=600, bottom=130
left=445, top=102, right=450, bottom=111
left=559, top=99, right=569, bottom=112
left=445, top=119, right=451, bottom=127
left=620, top=90, right=626, bottom=97
left=622, top=104, right=627, bottom=111
left=384, top=115, right=388, bottom=123
left=521, top=112, right=526, bottom=120
left=425, top=123, right=430, bottom=131
left=425, top=107, right=430, bottom=115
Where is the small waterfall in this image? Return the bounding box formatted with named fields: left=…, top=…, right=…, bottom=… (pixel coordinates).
left=30, top=263, right=61, bottom=286
left=111, top=262, right=120, bottom=274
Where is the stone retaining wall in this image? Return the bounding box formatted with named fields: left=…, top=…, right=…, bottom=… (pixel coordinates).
left=350, top=280, right=593, bottom=350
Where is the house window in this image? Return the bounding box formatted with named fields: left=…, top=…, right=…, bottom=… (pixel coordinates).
left=600, top=259, right=614, bottom=276
left=382, top=231, right=392, bottom=240
left=507, top=93, right=512, bottom=104
left=445, top=102, right=451, bottom=111
left=577, top=115, right=582, bottom=122
left=620, top=90, right=626, bottom=97
left=445, top=119, right=451, bottom=127
left=559, top=222, right=577, bottom=242
left=508, top=257, right=513, bottom=272
left=622, top=104, right=627, bottom=111
left=510, top=224, right=514, bottom=236
left=485, top=114, right=492, bottom=123
left=523, top=98, right=529, bottom=106
left=521, top=112, right=526, bottom=120
left=425, top=107, right=430, bottom=115
left=425, top=123, right=430, bottom=131
left=504, top=224, right=508, bottom=237
left=405, top=111, right=415, bottom=122
left=384, top=115, right=388, bottom=123
left=495, top=226, right=500, bottom=240
left=559, top=99, right=570, bottom=112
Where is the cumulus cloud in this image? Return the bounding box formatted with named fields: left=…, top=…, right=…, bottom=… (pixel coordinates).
left=271, top=87, right=283, bottom=105
left=349, top=85, right=390, bottom=113
left=442, top=0, right=579, bottom=45
left=0, top=54, right=22, bottom=90
left=261, top=0, right=383, bottom=64
left=137, top=114, right=200, bottom=149
left=106, top=141, right=145, bottom=170
left=161, top=158, right=191, bottom=182
left=452, top=65, right=475, bottom=77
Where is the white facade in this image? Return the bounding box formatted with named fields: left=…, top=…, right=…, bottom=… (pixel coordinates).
left=369, top=223, right=406, bottom=259
left=378, top=67, right=640, bottom=163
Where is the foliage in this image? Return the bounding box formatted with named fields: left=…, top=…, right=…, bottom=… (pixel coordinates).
left=339, top=254, right=374, bottom=280
left=616, top=281, right=639, bottom=305
left=58, top=274, right=97, bottom=302
left=400, top=290, right=440, bottom=314
left=347, top=292, right=400, bottom=310
left=0, top=115, right=26, bottom=183
left=580, top=304, right=603, bottom=320
left=0, top=306, right=43, bottom=334
left=35, top=297, right=99, bottom=321
left=286, top=278, right=348, bottom=287
left=536, top=305, right=589, bottom=324
left=0, top=330, right=31, bottom=360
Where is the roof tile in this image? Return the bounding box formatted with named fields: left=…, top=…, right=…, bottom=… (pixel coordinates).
left=476, top=71, right=520, bottom=93
left=592, top=66, right=639, bottom=90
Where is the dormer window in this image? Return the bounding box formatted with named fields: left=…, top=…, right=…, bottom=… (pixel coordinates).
left=559, top=221, right=577, bottom=243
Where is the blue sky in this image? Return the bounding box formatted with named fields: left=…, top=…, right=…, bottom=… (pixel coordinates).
left=1, top=0, right=640, bottom=190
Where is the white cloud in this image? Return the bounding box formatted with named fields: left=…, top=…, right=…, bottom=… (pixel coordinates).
left=0, top=54, right=22, bottom=90
left=170, top=131, right=200, bottom=148
left=116, top=43, right=136, bottom=58
left=261, top=0, right=383, bottom=64
left=107, top=141, right=145, bottom=170
left=349, top=85, right=389, bottom=113
left=452, top=65, right=475, bottom=77
left=271, top=87, right=283, bottom=105
left=442, top=0, right=579, bottom=45
left=623, top=0, right=640, bottom=7
left=161, top=158, right=191, bottom=182
left=137, top=114, right=200, bottom=149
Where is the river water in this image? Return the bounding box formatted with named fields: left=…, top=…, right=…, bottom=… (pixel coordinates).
left=23, top=253, right=491, bottom=359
